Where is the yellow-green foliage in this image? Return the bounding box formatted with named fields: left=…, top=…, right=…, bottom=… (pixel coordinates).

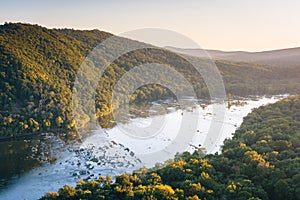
left=41, top=96, right=300, bottom=200
left=1, top=23, right=300, bottom=137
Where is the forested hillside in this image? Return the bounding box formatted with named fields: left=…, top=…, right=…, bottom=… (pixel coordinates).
left=1, top=23, right=300, bottom=137
left=0, top=23, right=112, bottom=136
left=41, top=95, right=300, bottom=200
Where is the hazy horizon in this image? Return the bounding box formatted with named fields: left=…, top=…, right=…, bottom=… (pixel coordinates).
left=1, top=0, right=300, bottom=51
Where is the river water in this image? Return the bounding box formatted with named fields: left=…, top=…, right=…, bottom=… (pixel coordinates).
left=0, top=96, right=285, bottom=200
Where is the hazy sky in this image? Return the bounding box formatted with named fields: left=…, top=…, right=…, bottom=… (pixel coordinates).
left=1, top=0, right=299, bottom=51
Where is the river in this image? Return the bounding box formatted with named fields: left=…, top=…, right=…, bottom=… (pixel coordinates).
left=0, top=95, right=286, bottom=200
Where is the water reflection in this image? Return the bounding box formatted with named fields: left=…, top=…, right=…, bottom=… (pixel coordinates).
left=0, top=132, right=76, bottom=191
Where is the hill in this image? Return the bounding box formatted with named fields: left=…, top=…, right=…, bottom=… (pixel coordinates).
left=166, top=46, right=300, bottom=67
left=0, top=23, right=112, bottom=136
left=1, top=23, right=300, bottom=137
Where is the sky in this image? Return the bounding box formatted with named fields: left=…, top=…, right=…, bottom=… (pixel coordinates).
left=0, top=0, right=300, bottom=51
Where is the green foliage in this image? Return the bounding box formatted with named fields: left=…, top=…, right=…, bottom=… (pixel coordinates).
left=41, top=96, right=300, bottom=199
left=1, top=23, right=300, bottom=137
left=0, top=23, right=112, bottom=136
left=2, top=22, right=300, bottom=199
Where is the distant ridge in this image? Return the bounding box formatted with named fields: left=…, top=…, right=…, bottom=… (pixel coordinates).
left=165, top=46, right=300, bottom=67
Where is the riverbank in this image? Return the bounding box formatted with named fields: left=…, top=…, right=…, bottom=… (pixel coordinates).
left=0, top=95, right=286, bottom=199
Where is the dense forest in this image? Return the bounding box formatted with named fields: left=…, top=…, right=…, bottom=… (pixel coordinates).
left=1, top=23, right=300, bottom=137
left=41, top=95, right=300, bottom=200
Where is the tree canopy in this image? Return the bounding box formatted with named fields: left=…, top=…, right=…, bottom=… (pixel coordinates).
left=1, top=23, right=300, bottom=138
left=41, top=96, right=300, bottom=200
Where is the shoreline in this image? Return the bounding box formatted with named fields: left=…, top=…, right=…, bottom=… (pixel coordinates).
left=0, top=94, right=289, bottom=143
